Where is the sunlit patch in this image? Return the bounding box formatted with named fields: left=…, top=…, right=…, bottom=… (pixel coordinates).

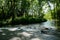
left=31, top=38, right=41, bottom=40
left=8, top=28, right=18, bottom=31
left=48, top=1, right=54, bottom=10
left=9, top=37, right=21, bottom=40
left=43, top=2, right=54, bottom=13
left=50, top=26, right=57, bottom=29
left=17, top=32, right=33, bottom=37
left=2, top=33, right=6, bottom=35
left=41, top=21, right=56, bottom=29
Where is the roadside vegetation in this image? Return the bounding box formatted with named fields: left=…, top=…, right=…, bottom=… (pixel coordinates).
left=0, top=0, right=60, bottom=30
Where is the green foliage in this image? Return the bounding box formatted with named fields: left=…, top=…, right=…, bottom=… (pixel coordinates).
left=10, top=16, right=47, bottom=25
left=0, top=0, right=49, bottom=26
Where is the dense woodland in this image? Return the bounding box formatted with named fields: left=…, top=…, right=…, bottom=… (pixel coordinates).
left=0, top=0, right=60, bottom=28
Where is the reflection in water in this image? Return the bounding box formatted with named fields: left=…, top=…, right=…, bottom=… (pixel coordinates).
left=0, top=21, right=60, bottom=40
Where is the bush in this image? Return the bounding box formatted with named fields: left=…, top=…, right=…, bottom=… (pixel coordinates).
left=0, top=16, right=47, bottom=26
